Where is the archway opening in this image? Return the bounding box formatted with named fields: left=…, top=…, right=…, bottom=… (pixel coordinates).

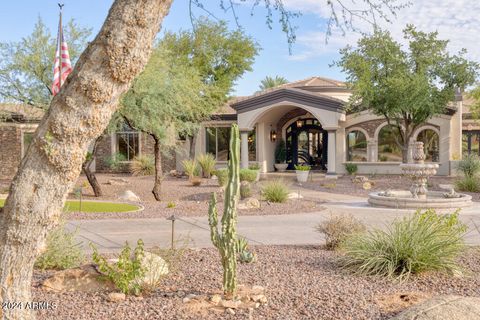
left=285, top=118, right=327, bottom=170
left=417, top=129, right=439, bottom=162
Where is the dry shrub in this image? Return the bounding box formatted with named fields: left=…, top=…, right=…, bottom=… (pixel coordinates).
left=315, top=214, right=366, bottom=250
left=197, top=153, right=216, bottom=178
left=130, top=155, right=155, bottom=176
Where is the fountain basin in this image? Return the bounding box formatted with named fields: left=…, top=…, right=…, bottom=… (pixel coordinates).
left=368, top=190, right=472, bottom=209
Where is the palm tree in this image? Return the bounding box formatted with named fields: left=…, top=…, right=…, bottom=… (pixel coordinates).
left=258, top=75, right=289, bottom=91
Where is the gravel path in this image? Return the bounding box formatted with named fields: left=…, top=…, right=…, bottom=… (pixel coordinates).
left=66, top=174, right=325, bottom=220
left=33, top=246, right=480, bottom=320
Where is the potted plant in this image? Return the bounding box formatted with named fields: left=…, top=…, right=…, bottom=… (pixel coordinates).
left=274, top=139, right=288, bottom=172
left=295, top=164, right=311, bottom=183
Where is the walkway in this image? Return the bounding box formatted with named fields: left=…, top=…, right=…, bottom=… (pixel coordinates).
left=69, top=188, right=480, bottom=252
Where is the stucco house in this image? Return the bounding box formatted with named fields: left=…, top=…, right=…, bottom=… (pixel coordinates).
left=1, top=76, right=478, bottom=180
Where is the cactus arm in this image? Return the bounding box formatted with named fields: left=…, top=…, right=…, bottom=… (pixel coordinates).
left=208, top=192, right=220, bottom=247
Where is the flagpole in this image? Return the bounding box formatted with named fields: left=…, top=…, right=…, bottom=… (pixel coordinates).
left=58, top=3, right=64, bottom=86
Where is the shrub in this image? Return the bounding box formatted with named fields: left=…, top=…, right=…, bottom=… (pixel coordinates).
left=345, top=163, right=358, bottom=175
left=456, top=154, right=480, bottom=178
left=275, top=139, right=287, bottom=163
left=315, top=214, right=366, bottom=250
left=294, top=164, right=311, bottom=171
left=105, top=153, right=127, bottom=171
left=240, top=168, right=258, bottom=183
left=197, top=153, right=216, bottom=178
left=91, top=239, right=145, bottom=295
left=182, top=159, right=200, bottom=179
left=262, top=180, right=290, bottom=203
left=249, top=163, right=260, bottom=170
left=237, top=237, right=256, bottom=263
left=215, top=169, right=229, bottom=187
left=240, top=182, right=252, bottom=199
left=456, top=176, right=480, bottom=192
left=130, top=155, right=155, bottom=176
left=166, top=201, right=176, bottom=209
left=340, top=209, right=467, bottom=280
left=35, top=220, right=84, bottom=270
left=379, top=155, right=388, bottom=162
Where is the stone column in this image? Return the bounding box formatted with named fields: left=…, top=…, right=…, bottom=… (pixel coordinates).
left=367, top=139, right=377, bottom=162
left=327, top=130, right=337, bottom=176
left=240, top=130, right=249, bottom=169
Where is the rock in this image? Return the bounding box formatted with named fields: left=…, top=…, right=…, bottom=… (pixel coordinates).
left=251, top=285, right=265, bottom=294
left=107, top=292, right=126, bottom=302
left=251, top=294, right=267, bottom=304
left=353, top=175, right=368, bottom=183
left=183, top=297, right=192, bottom=303
left=226, top=308, right=235, bottom=315
left=118, top=190, right=141, bottom=202
left=238, top=198, right=260, bottom=210
left=211, top=294, right=222, bottom=304
left=288, top=192, right=303, bottom=199
left=41, top=264, right=115, bottom=292
left=185, top=293, right=197, bottom=300
left=107, top=178, right=129, bottom=186
left=221, top=300, right=242, bottom=309
left=390, top=295, right=480, bottom=320
left=136, top=252, right=169, bottom=288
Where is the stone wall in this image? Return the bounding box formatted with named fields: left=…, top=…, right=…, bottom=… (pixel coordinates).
left=0, top=125, right=22, bottom=180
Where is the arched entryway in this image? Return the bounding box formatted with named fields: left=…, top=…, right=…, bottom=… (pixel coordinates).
left=285, top=118, right=328, bottom=170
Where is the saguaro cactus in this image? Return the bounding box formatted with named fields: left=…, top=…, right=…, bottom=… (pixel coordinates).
left=208, top=124, right=240, bottom=297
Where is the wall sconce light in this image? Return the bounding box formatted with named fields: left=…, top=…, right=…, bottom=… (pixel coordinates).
left=296, top=119, right=303, bottom=128
left=270, top=126, right=277, bottom=142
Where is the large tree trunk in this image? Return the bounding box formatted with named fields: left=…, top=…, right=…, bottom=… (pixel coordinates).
left=0, top=1, right=172, bottom=319
left=152, top=135, right=163, bottom=201
left=82, top=136, right=103, bottom=197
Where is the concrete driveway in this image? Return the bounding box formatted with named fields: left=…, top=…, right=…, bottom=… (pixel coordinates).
left=69, top=194, right=480, bottom=252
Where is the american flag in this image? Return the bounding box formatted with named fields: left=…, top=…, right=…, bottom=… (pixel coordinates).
left=51, top=7, right=72, bottom=96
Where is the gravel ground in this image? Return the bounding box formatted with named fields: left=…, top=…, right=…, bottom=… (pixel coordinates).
left=302, top=174, right=480, bottom=201
left=33, top=246, right=480, bottom=320
left=63, top=174, right=325, bottom=220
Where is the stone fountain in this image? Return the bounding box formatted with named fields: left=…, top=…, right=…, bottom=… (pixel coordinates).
left=368, top=142, right=472, bottom=209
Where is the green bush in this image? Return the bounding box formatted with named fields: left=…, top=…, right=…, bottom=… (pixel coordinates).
left=315, top=214, right=366, bottom=250
left=240, top=168, right=258, bottom=182
left=240, top=182, right=252, bottom=199
left=215, top=168, right=229, bottom=187
left=345, top=163, right=358, bottom=175
left=130, top=155, right=155, bottom=176
left=262, top=180, right=290, bottom=203
left=197, top=153, right=216, bottom=178
left=294, top=165, right=311, bottom=171
left=340, top=209, right=467, bottom=280
left=275, top=139, right=287, bottom=163
left=249, top=163, right=261, bottom=170
left=91, top=239, right=145, bottom=295
left=456, top=154, right=480, bottom=178
left=182, top=159, right=200, bottom=179
left=35, top=220, right=85, bottom=270
left=105, top=153, right=127, bottom=171
left=456, top=176, right=480, bottom=192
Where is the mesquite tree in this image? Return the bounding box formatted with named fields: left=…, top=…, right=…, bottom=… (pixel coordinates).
left=0, top=1, right=172, bottom=318
left=208, top=124, right=240, bottom=297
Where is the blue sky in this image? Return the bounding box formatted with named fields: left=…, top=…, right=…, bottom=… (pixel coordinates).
left=0, top=1, right=478, bottom=96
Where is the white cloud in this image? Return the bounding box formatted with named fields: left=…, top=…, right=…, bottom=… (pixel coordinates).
left=283, top=0, right=480, bottom=62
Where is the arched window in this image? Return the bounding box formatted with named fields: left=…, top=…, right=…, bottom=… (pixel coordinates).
left=346, top=130, right=367, bottom=161
left=378, top=125, right=402, bottom=162
left=417, top=129, right=439, bottom=162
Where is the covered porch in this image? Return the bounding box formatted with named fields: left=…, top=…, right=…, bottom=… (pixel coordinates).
left=231, top=88, right=346, bottom=175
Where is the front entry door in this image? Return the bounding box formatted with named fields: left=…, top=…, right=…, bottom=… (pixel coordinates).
left=286, top=118, right=327, bottom=170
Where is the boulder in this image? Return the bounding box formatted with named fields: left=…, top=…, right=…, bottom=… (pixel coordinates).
left=118, top=190, right=141, bottom=202
left=107, top=292, right=126, bottom=302
left=107, top=178, right=129, bottom=186
left=390, top=295, right=480, bottom=320
left=137, top=252, right=169, bottom=288
left=238, top=198, right=260, bottom=210
left=41, top=264, right=115, bottom=292
left=288, top=192, right=303, bottom=199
